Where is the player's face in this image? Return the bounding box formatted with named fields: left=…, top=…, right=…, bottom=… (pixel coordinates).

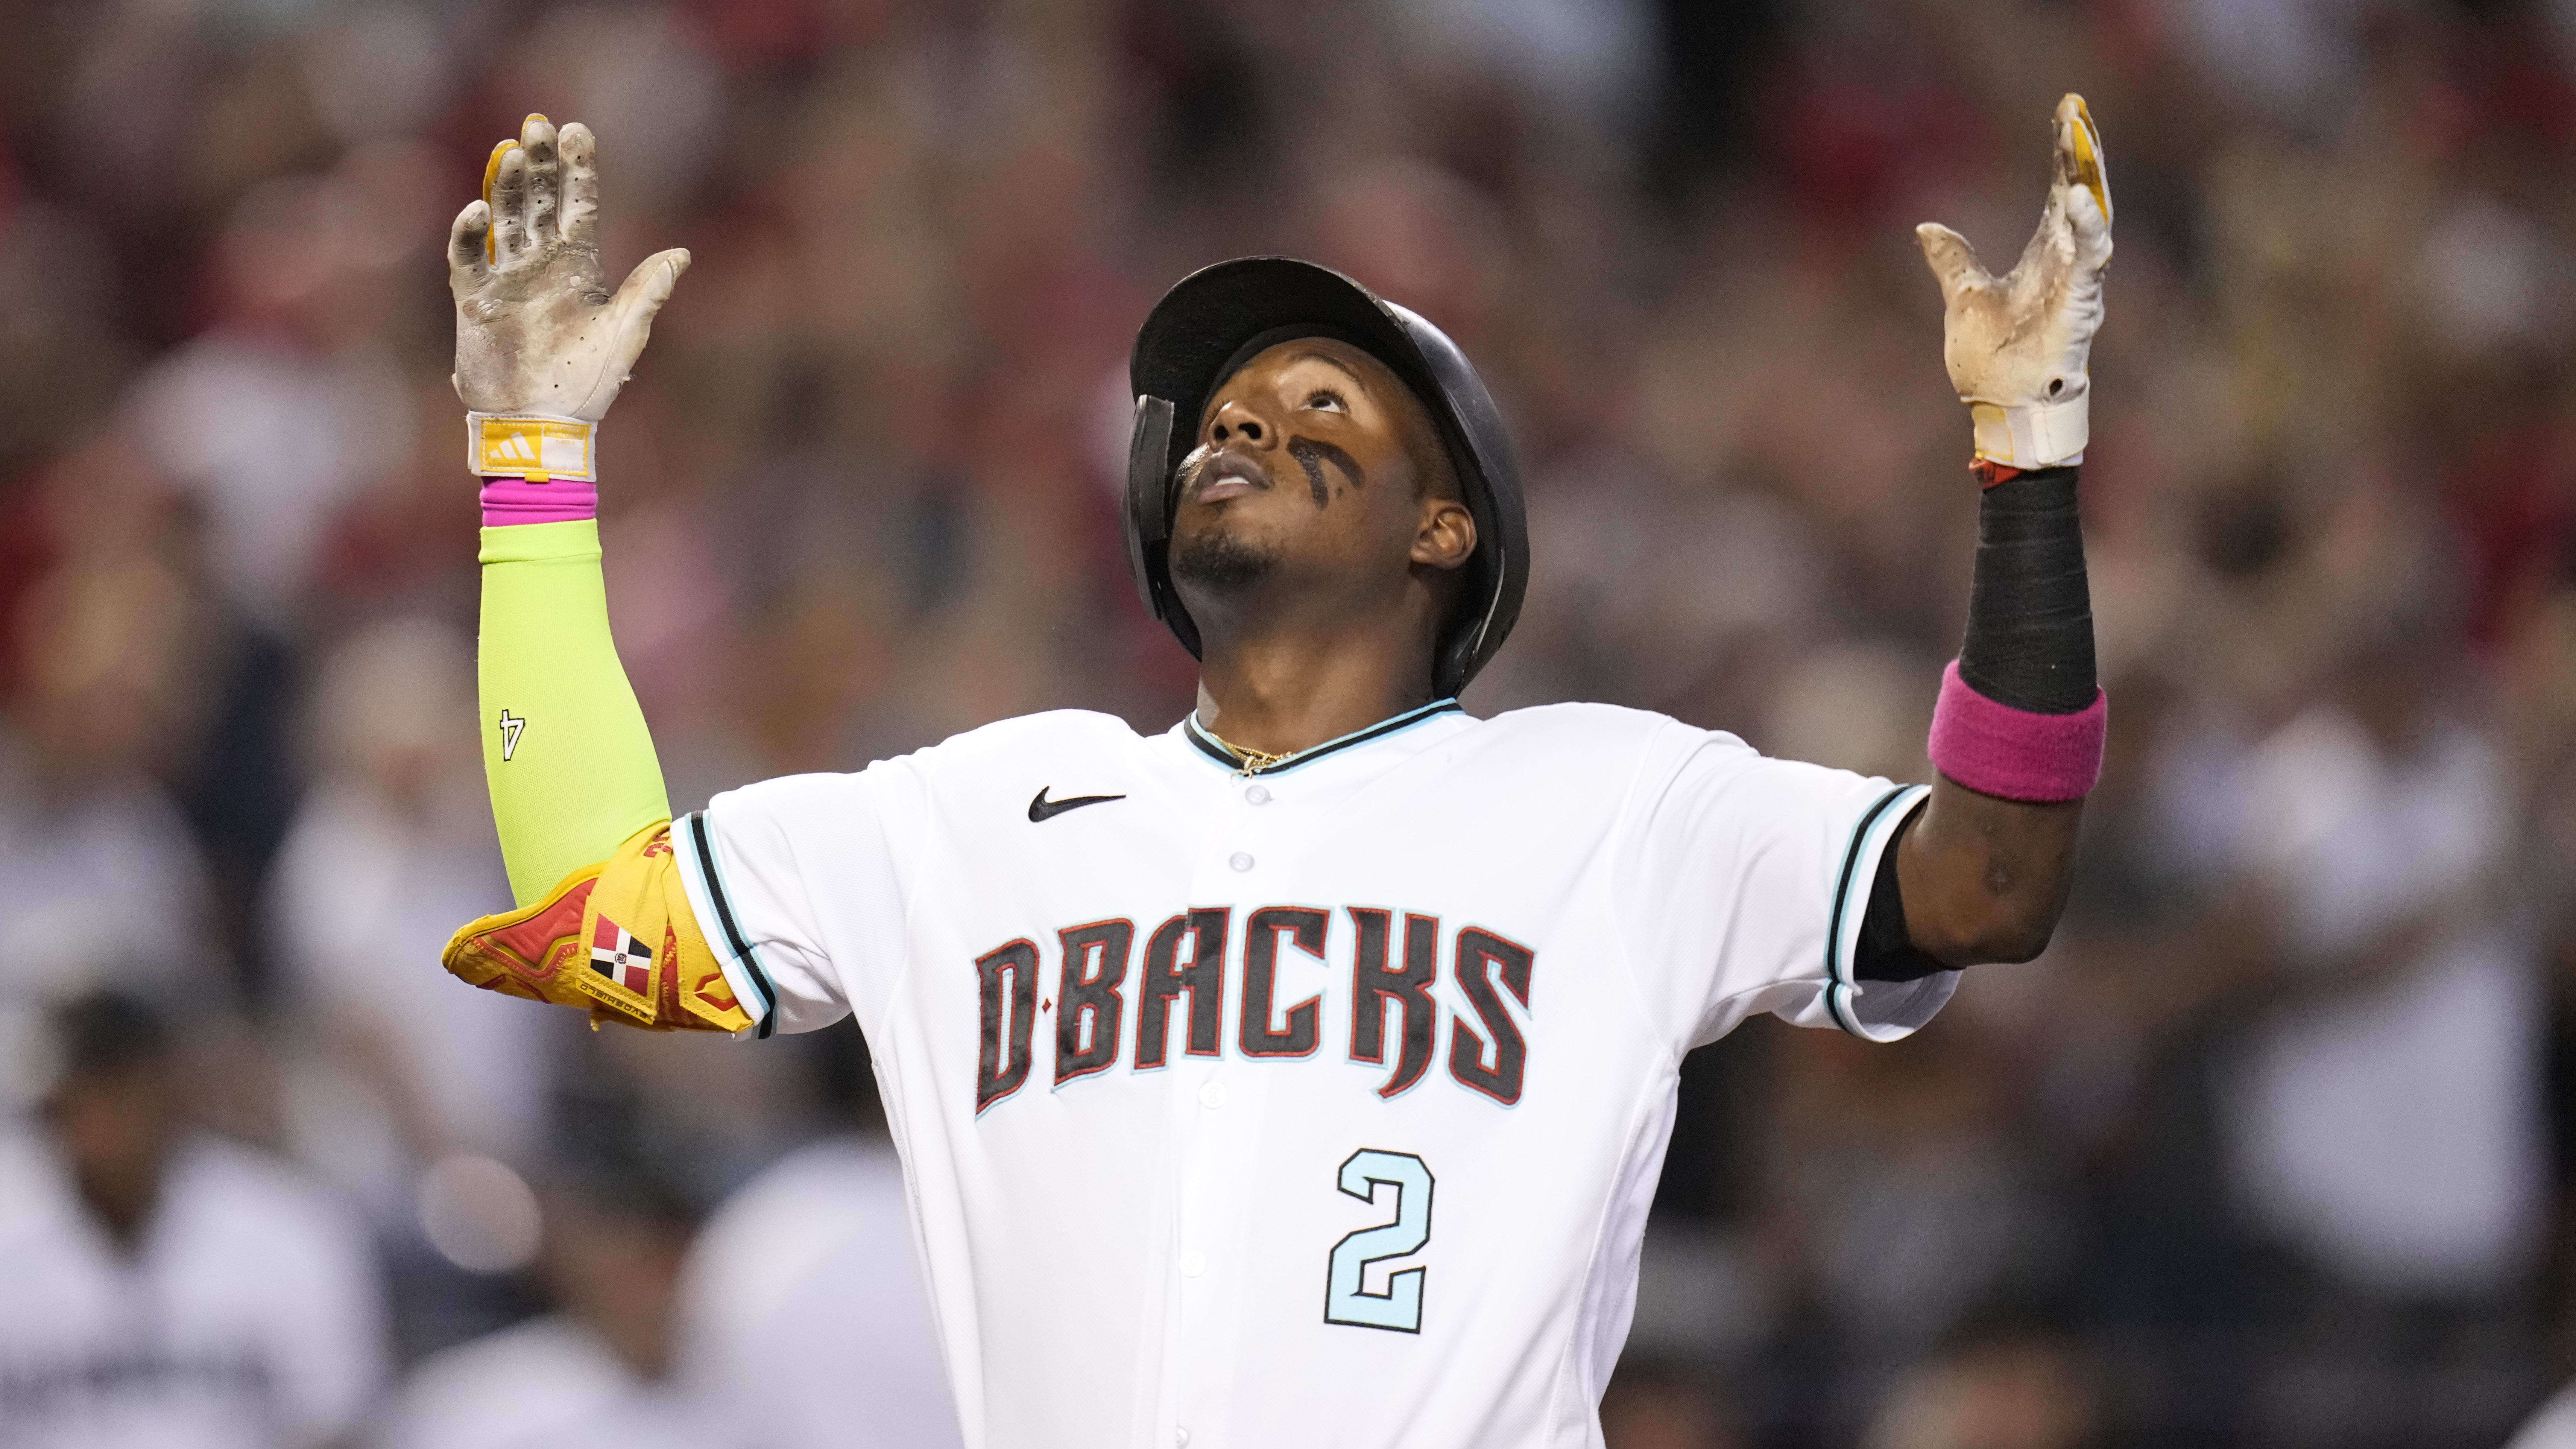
left=1167, top=338, right=1474, bottom=620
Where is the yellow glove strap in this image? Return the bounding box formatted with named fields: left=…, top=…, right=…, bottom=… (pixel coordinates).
left=468, top=412, right=598, bottom=481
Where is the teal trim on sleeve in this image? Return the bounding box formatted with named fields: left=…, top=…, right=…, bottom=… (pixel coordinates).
left=674, top=810, right=777, bottom=1037
left=1823, top=783, right=1932, bottom=1042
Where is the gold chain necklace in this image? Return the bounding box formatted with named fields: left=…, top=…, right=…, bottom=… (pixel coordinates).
left=1197, top=723, right=1296, bottom=776
left=1191, top=699, right=1457, bottom=777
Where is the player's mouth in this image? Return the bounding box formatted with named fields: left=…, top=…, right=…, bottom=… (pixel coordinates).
left=1189, top=449, right=1270, bottom=504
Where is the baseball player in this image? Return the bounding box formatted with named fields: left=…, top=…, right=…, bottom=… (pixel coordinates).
left=442, top=95, right=2112, bottom=1449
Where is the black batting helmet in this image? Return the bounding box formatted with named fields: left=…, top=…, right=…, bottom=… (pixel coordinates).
left=1124, top=257, right=1528, bottom=699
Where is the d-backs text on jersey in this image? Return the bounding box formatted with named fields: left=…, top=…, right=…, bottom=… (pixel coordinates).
left=973, top=907, right=1535, bottom=1114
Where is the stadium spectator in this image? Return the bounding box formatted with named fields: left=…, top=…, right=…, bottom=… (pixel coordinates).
left=0, top=989, right=387, bottom=1447
left=2219, top=599, right=2545, bottom=1300
left=0, top=537, right=214, bottom=1012
left=377, top=1144, right=716, bottom=1449
left=265, top=617, right=541, bottom=1180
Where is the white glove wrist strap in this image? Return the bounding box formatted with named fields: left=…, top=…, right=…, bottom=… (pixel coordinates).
left=1967, top=393, right=2086, bottom=469
left=467, top=412, right=599, bottom=481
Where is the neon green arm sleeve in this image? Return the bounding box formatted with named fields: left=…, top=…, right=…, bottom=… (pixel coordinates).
left=479, top=520, right=673, bottom=907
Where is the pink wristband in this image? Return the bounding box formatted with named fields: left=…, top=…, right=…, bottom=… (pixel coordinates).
left=1926, top=659, right=2106, bottom=801
left=481, top=475, right=598, bottom=527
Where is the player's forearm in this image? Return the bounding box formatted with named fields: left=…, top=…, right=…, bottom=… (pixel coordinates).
left=479, top=517, right=673, bottom=905
left=1896, top=465, right=2099, bottom=965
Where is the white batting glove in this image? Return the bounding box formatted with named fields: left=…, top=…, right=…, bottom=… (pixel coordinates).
left=1916, top=94, right=2111, bottom=470
left=447, top=114, right=689, bottom=480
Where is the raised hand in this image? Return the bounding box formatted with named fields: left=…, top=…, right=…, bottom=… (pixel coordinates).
left=447, top=114, right=688, bottom=427
left=1916, top=94, right=2112, bottom=470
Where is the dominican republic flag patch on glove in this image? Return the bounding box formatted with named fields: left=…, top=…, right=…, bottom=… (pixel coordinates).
left=590, top=915, right=653, bottom=994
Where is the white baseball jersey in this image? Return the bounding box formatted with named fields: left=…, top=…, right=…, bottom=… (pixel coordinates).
left=671, top=701, right=1956, bottom=1449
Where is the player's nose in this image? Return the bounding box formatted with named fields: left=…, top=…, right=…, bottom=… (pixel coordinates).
left=1208, top=397, right=1278, bottom=450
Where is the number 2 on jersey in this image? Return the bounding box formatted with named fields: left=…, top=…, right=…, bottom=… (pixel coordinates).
left=1324, top=1150, right=1433, bottom=1333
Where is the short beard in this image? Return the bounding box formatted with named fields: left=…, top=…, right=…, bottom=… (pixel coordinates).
left=1169, top=527, right=1280, bottom=594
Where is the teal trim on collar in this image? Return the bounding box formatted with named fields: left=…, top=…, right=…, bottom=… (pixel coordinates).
left=1183, top=698, right=1463, bottom=776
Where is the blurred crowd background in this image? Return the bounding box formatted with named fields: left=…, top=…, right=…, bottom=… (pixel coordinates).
left=4, top=0, right=2576, bottom=1445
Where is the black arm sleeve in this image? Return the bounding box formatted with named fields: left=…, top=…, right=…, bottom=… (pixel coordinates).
left=1854, top=804, right=1949, bottom=982
left=1957, top=466, right=2096, bottom=713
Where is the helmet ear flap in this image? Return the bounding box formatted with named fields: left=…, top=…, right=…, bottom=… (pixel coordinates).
left=1124, top=393, right=1201, bottom=657
left=1124, top=394, right=1176, bottom=614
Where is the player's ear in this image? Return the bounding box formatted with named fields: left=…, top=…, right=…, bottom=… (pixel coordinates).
left=1410, top=499, right=1476, bottom=572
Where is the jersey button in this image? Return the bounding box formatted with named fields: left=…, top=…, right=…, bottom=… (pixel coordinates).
left=1228, top=851, right=1253, bottom=872
left=1180, top=1249, right=1206, bottom=1278
left=1175, top=1430, right=1191, bottom=1448
left=1198, top=1081, right=1227, bottom=1110
left=1245, top=784, right=1270, bottom=805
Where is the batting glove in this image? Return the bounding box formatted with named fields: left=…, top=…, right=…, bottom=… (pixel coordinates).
left=446, top=114, right=689, bottom=481
left=1917, top=94, right=2111, bottom=470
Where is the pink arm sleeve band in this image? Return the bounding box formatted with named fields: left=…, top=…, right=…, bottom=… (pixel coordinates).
left=481, top=476, right=598, bottom=527
left=1926, top=659, right=2106, bottom=802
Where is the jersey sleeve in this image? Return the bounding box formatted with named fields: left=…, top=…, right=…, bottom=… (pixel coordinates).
left=673, top=762, right=924, bottom=1039
left=1614, top=723, right=1956, bottom=1049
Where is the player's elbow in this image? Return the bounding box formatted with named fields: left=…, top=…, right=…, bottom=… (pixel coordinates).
left=1902, top=817, right=2079, bottom=968
left=1966, top=914, right=2058, bottom=965
left=1911, top=899, right=2064, bottom=968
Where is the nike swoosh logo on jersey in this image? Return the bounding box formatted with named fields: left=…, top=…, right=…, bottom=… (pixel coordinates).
left=1028, top=788, right=1126, bottom=823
